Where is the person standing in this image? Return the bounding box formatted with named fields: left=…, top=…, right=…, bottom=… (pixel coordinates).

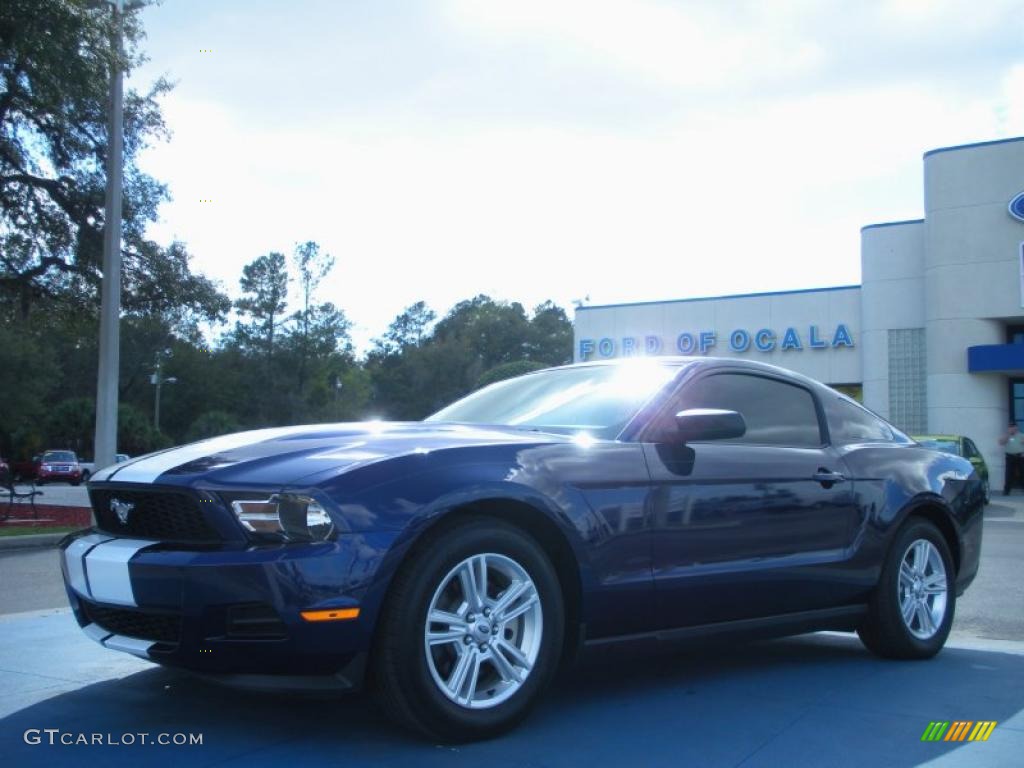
left=999, top=421, right=1024, bottom=495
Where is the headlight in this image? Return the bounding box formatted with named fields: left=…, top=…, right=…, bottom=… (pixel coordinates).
left=229, top=494, right=335, bottom=542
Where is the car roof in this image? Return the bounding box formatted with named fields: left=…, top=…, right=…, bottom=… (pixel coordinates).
left=555, top=356, right=831, bottom=389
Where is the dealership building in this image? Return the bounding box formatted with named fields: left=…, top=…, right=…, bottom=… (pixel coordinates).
left=574, top=136, right=1024, bottom=488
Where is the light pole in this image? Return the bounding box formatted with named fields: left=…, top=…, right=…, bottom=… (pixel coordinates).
left=92, top=0, right=129, bottom=470
left=151, top=349, right=176, bottom=433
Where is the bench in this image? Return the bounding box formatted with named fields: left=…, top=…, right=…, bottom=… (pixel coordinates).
left=1, top=469, right=43, bottom=520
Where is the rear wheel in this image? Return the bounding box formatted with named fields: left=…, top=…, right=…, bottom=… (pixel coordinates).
left=858, top=518, right=955, bottom=659
left=372, top=518, right=564, bottom=742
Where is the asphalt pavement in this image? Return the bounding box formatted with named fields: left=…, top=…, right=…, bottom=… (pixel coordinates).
left=0, top=506, right=1021, bottom=766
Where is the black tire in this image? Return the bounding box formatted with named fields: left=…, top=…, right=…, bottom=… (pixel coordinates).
left=371, top=518, right=564, bottom=742
left=72, top=480, right=81, bottom=487
left=81, top=471, right=90, bottom=483
left=858, top=517, right=956, bottom=659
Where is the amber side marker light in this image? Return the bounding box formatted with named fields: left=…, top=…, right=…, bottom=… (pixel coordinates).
left=301, top=608, right=360, bottom=622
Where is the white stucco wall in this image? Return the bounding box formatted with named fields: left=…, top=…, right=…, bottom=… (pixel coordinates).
left=573, top=287, right=862, bottom=385
left=923, top=138, right=1024, bottom=489
left=860, top=220, right=927, bottom=420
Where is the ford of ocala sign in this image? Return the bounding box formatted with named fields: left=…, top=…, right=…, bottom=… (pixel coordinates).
left=1010, top=191, right=1024, bottom=222
left=578, top=324, right=855, bottom=360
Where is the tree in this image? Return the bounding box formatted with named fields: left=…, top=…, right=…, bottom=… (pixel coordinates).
left=527, top=301, right=573, bottom=365
left=0, top=324, right=60, bottom=457
left=366, top=296, right=574, bottom=420
left=373, top=301, right=436, bottom=355
left=432, top=295, right=532, bottom=369
left=234, top=252, right=288, bottom=361
left=186, top=411, right=241, bottom=443
left=118, top=402, right=168, bottom=455
left=45, top=398, right=95, bottom=455
left=290, top=241, right=334, bottom=392
left=0, top=0, right=184, bottom=319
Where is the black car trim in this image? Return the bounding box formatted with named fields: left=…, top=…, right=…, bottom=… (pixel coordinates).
left=585, top=605, right=868, bottom=647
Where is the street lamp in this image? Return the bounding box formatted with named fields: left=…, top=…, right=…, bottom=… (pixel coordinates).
left=151, top=349, right=176, bottom=433
left=91, top=0, right=146, bottom=469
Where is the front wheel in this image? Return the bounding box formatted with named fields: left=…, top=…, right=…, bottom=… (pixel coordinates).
left=372, top=519, right=564, bottom=742
left=858, top=518, right=955, bottom=659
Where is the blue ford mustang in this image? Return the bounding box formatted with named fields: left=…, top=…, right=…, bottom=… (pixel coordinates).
left=61, top=358, right=983, bottom=740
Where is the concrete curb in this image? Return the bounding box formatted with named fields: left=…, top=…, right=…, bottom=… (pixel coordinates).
left=0, top=532, right=70, bottom=551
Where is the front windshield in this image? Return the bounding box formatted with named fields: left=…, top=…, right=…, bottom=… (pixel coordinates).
left=917, top=439, right=960, bottom=456
left=426, top=361, right=681, bottom=438
left=43, top=451, right=76, bottom=462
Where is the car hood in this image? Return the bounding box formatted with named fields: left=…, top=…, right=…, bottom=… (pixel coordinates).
left=91, top=422, right=570, bottom=487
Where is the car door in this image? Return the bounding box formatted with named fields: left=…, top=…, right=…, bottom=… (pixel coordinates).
left=641, top=370, right=860, bottom=628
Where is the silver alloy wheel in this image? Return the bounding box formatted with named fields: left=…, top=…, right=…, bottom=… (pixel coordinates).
left=897, top=538, right=948, bottom=640
left=424, top=553, right=543, bottom=710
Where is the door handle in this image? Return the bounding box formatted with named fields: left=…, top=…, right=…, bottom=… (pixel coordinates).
left=813, top=469, right=846, bottom=486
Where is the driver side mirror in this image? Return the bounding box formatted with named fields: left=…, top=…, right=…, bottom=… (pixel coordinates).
left=674, top=409, right=746, bottom=442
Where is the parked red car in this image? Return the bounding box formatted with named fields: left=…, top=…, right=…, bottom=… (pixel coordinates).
left=34, top=450, right=84, bottom=486
left=11, top=455, right=40, bottom=481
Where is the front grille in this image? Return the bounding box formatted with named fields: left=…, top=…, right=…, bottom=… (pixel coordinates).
left=83, top=602, right=181, bottom=644
left=90, top=488, right=222, bottom=542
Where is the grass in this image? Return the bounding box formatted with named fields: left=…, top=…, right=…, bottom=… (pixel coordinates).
left=0, top=526, right=80, bottom=537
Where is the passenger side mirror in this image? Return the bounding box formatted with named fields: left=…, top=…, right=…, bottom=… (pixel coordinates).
left=674, top=409, right=746, bottom=442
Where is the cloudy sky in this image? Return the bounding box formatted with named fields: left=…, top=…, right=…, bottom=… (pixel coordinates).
left=133, top=0, right=1024, bottom=350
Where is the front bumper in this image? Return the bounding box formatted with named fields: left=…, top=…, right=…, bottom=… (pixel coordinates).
left=39, top=470, right=81, bottom=482
left=59, top=529, right=390, bottom=687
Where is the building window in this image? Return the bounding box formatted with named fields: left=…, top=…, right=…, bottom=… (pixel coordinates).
left=1010, top=379, right=1024, bottom=428
left=888, top=328, right=927, bottom=434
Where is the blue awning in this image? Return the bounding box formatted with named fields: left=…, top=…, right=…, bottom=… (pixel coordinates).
left=967, top=343, right=1024, bottom=373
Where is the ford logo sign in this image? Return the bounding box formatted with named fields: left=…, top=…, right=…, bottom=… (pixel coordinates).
left=1010, top=191, right=1024, bottom=223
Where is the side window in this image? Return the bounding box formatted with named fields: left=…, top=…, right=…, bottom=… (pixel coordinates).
left=964, top=439, right=980, bottom=459
left=664, top=373, right=823, bottom=447
left=824, top=395, right=894, bottom=444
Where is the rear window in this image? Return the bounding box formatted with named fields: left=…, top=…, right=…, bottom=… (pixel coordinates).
left=823, top=396, right=906, bottom=445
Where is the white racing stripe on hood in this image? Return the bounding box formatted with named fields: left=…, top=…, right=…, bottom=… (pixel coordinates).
left=104, top=426, right=319, bottom=484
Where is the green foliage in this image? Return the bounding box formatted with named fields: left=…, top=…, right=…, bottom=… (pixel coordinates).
left=0, top=0, right=227, bottom=325
left=46, top=398, right=95, bottom=454
left=186, top=411, right=242, bottom=443
left=366, top=296, right=573, bottom=420
left=373, top=301, right=436, bottom=355
left=0, top=324, right=60, bottom=457
left=233, top=252, right=288, bottom=358
left=118, top=403, right=169, bottom=456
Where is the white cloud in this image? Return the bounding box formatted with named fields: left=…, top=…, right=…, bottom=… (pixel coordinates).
left=444, top=0, right=825, bottom=91
left=134, top=1, right=1024, bottom=353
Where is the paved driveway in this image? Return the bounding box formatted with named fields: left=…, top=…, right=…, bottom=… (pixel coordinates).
left=1, top=610, right=1021, bottom=768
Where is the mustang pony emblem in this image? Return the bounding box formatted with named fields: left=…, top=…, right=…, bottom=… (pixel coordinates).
left=110, top=498, right=135, bottom=525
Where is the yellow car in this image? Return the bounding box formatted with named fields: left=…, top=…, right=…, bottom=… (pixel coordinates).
left=912, top=434, right=990, bottom=504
